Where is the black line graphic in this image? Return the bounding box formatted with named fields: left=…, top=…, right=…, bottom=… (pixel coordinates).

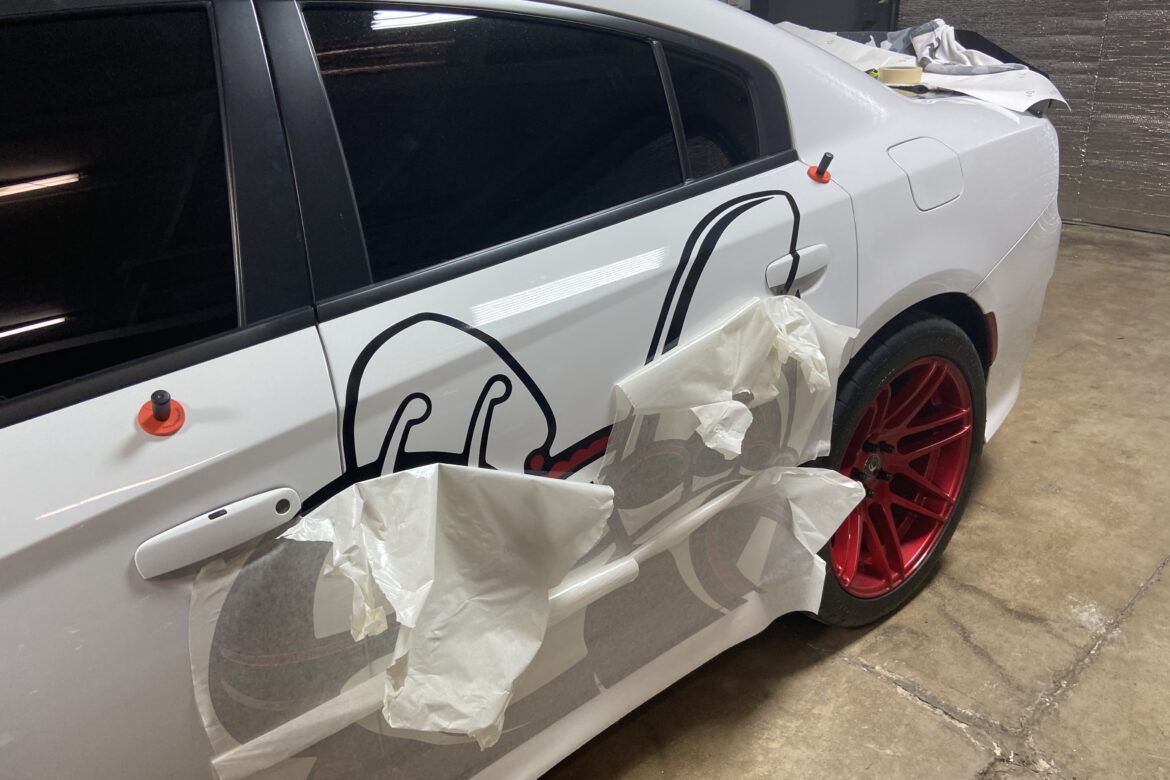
left=342, top=313, right=558, bottom=477
left=647, top=190, right=801, bottom=363
left=333, top=189, right=802, bottom=496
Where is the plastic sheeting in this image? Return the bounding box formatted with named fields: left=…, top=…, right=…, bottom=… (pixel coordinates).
left=287, top=465, right=612, bottom=748
left=779, top=19, right=1067, bottom=114
left=187, top=296, right=863, bottom=780
left=883, top=19, right=1026, bottom=76
left=615, top=297, right=846, bottom=462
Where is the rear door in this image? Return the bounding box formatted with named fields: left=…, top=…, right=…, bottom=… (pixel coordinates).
left=0, top=4, right=340, bottom=777
left=227, top=0, right=858, bottom=775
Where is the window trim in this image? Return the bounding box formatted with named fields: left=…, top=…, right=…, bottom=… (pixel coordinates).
left=653, top=40, right=692, bottom=183
left=0, top=309, right=316, bottom=430
left=256, top=0, right=373, bottom=300
left=0, top=0, right=315, bottom=428
left=314, top=152, right=796, bottom=321
left=215, top=0, right=314, bottom=324
left=662, top=44, right=768, bottom=182
left=266, top=0, right=797, bottom=321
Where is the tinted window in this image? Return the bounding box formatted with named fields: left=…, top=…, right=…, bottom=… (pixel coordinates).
left=304, top=9, right=683, bottom=284
left=0, top=11, right=235, bottom=403
left=666, top=50, right=760, bottom=178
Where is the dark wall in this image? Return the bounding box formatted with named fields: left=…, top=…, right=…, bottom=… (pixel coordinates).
left=898, top=0, right=1170, bottom=235
left=749, top=0, right=898, bottom=30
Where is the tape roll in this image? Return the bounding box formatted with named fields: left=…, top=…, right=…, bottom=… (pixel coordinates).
left=878, top=66, right=923, bottom=85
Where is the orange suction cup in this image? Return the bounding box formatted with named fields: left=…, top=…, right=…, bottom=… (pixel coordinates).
left=138, top=390, right=185, bottom=436
left=808, top=152, right=834, bottom=183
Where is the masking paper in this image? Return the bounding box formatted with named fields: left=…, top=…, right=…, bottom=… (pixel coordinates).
left=187, top=296, right=863, bottom=780
left=779, top=20, right=1067, bottom=114
left=615, top=296, right=850, bottom=462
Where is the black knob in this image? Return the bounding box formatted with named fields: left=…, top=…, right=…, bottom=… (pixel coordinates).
left=151, top=390, right=172, bottom=422
left=816, top=152, right=834, bottom=178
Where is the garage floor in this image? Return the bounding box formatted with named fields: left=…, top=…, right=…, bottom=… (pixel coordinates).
left=546, top=224, right=1170, bottom=779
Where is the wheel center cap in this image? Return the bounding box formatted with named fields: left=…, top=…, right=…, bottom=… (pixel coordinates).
left=862, top=453, right=882, bottom=479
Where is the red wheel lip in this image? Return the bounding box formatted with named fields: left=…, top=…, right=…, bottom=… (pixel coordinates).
left=829, top=356, right=975, bottom=599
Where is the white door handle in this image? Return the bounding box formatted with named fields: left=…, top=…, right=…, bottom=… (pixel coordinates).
left=134, top=487, right=301, bottom=579
left=766, top=243, right=832, bottom=294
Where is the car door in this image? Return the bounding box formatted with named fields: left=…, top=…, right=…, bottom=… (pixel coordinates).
left=0, top=4, right=342, bottom=778
left=206, top=1, right=859, bottom=776
left=265, top=0, right=858, bottom=485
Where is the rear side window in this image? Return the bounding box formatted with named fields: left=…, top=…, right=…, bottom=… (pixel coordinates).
left=666, top=50, right=760, bottom=178
left=0, top=11, right=235, bottom=403
left=303, top=8, right=683, bottom=284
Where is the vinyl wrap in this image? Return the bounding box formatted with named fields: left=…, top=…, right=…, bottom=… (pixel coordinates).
left=187, top=297, right=863, bottom=780
left=899, top=0, right=1170, bottom=234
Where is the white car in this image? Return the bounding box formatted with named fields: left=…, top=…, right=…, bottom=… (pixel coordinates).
left=0, top=0, right=1060, bottom=777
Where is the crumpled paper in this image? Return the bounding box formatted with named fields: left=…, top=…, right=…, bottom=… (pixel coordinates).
left=187, top=295, right=863, bottom=779
left=616, top=296, right=853, bottom=460
left=746, top=467, right=866, bottom=617
left=898, top=19, right=1025, bottom=75
left=285, top=464, right=613, bottom=747
left=778, top=20, right=1067, bottom=113
left=282, top=470, right=438, bottom=640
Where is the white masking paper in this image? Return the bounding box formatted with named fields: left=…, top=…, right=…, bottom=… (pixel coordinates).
left=779, top=20, right=1068, bottom=113
left=291, top=465, right=611, bottom=748
left=187, top=295, right=864, bottom=780
left=616, top=296, right=853, bottom=462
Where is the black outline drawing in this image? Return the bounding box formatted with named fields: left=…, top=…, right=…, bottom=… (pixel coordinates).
left=209, top=188, right=808, bottom=769
left=331, top=190, right=800, bottom=493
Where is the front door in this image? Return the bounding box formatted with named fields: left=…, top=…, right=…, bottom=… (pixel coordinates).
left=0, top=6, right=341, bottom=778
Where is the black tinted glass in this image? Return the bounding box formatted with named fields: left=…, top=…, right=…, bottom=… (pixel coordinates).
left=666, top=50, right=760, bottom=178
left=304, top=9, right=683, bottom=284
left=0, top=11, right=236, bottom=403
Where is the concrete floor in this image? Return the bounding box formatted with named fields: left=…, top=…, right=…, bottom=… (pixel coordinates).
left=546, top=224, right=1170, bottom=779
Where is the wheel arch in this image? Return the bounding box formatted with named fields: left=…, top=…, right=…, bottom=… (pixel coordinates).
left=852, top=292, right=993, bottom=379
left=910, top=293, right=993, bottom=374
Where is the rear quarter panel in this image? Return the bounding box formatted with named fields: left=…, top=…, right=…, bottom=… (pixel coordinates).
left=570, top=1, right=1060, bottom=348
left=841, top=101, right=1061, bottom=347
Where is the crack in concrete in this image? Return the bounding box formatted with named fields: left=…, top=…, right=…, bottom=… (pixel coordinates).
left=832, top=551, right=1170, bottom=778
left=1022, top=551, right=1170, bottom=728
left=937, top=603, right=1026, bottom=692
left=843, top=655, right=1013, bottom=741
left=938, top=571, right=1083, bottom=652
left=842, top=655, right=1063, bottom=776
left=940, top=573, right=1049, bottom=627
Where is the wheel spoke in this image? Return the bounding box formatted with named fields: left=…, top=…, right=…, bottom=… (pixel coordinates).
left=892, top=466, right=956, bottom=505
left=884, top=363, right=946, bottom=431
left=868, top=385, right=893, bottom=435
left=833, top=512, right=864, bottom=586
left=861, top=511, right=897, bottom=585
left=899, top=424, right=972, bottom=459
left=874, top=500, right=906, bottom=576
left=900, top=407, right=969, bottom=437
left=888, top=493, right=950, bottom=525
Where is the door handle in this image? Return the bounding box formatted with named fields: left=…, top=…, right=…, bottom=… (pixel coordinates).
left=134, top=487, right=301, bottom=579
left=766, top=243, right=832, bottom=294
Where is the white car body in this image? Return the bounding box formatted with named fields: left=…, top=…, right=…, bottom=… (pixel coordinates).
left=0, top=1, right=1060, bottom=777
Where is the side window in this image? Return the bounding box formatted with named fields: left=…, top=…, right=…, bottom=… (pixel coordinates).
left=303, top=8, right=683, bottom=284
left=666, top=50, right=761, bottom=179
left=0, top=10, right=236, bottom=403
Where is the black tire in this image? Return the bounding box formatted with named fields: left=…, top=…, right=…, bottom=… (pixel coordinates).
left=813, top=311, right=986, bottom=627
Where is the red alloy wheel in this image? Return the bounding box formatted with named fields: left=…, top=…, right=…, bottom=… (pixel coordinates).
left=829, top=356, right=975, bottom=599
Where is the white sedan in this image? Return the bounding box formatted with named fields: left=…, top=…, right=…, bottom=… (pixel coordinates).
left=0, top=0, right=1059, bottom=777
